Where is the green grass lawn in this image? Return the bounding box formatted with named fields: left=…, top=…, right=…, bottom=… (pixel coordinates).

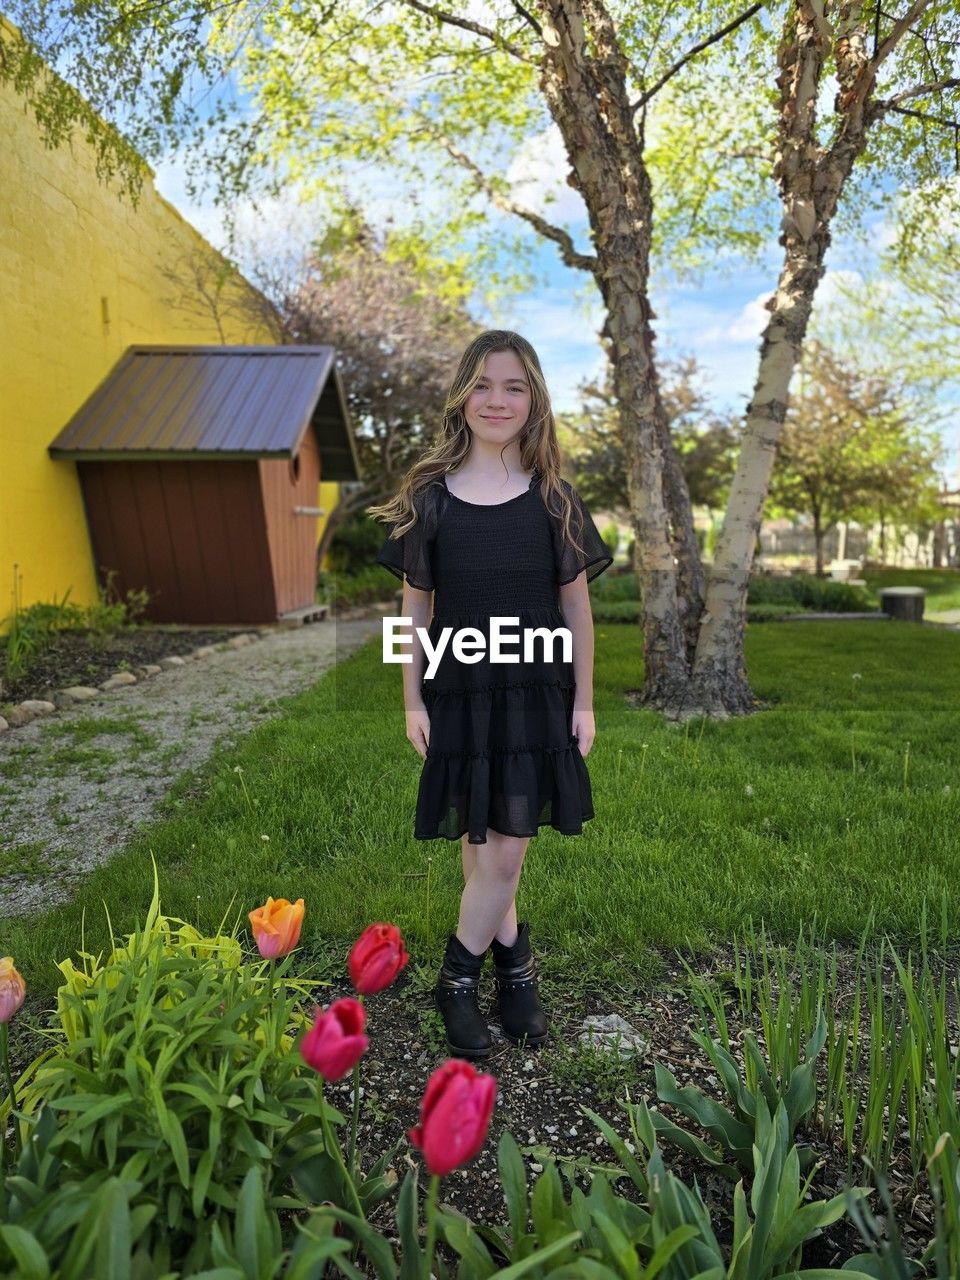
left=3, top=619, right=958, bottom=999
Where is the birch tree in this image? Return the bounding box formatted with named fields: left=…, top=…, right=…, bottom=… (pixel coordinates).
left=3, top=0, right=957, bottom=719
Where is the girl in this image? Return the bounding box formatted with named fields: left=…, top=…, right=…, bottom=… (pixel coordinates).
left=369, top=330, right=612, bottom=1059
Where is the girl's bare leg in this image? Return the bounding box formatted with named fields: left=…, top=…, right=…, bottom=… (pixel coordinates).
left=457, top=828, right=527, bottom=953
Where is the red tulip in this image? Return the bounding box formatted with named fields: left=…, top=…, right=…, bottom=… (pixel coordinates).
left=348, top=923, right=409, bottom=995
left=408, top=1059, right=497, bottom=1176
left=299, top=998, right=369, bottom=1081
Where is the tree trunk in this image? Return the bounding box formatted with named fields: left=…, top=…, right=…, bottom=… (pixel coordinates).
left=689, top=252, right=822, bottom=717
left=655, top=386, right=706, bottom=664
left=540, top=0, right=691, bottom=710
left=813, top=509, right=826, bottom=577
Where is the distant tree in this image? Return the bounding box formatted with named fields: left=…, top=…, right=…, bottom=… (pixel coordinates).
left=566, top=354, right=741, bottom=517
left=248, top=210, right=478, bottom=571
left=768, top=340, right=945, bottom=574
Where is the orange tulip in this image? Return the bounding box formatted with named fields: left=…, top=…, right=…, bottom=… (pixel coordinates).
left=0, top=957, right=26, bottom=1024
left=248, top=897, right=305, bottom=959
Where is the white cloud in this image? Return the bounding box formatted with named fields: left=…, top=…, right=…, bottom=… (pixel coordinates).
left=506, top=126, right=591, bottom=231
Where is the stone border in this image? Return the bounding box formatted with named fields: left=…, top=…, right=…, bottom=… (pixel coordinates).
left=0, top=628, right=275, bottom=735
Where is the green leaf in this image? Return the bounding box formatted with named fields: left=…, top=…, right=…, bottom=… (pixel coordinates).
left=396, top=1167, right=422, bottom=1280
left=578, top=1105, right=648, bottom=1194
left=0, top=1224, right=51, bottom=1279
left=92, top=1180, right=132, bottom=1280
left=485, top=1230, right=583, bottom=1279
left=496, top=1130, right=529, bottom=1251
left=435, top=1210, right=497, bottom=1278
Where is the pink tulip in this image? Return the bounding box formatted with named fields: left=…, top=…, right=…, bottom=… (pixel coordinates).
left=408, top=1059, right=497, bottom=1176
left=0, top=957, right=25, bottom=1024
left=348, top=923, right=409, bottom=995
left=299, top=998, right=369, bottom=1081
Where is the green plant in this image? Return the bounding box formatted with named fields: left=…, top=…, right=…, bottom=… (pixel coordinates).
left=746, top=574, right=875, bottom=612
left=0, top=866, right=367, bottom=1274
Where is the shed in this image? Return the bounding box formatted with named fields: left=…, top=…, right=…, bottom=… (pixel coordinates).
left=48, top=345, right=359, bottom=625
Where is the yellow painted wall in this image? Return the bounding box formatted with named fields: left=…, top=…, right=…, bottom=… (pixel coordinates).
left=0, top=18, right=337, bottom=633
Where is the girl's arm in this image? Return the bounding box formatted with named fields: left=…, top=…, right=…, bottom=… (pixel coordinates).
left=403, top=581, right=434, bottom=759
left=559, top=572, right=596, bottom=757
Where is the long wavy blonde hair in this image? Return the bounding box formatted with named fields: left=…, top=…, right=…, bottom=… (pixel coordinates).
left=367, top=329, right=584, bottom=555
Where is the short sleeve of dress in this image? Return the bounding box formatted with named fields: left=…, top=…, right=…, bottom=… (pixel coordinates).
left=375, top=483, right=440, bottom=591
left=552, top=482, right=614, bottom=585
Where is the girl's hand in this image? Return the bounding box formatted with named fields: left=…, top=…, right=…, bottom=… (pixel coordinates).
left=572, top=706, right=595, bottom=757
left=406, top=705, right=431, bottom=760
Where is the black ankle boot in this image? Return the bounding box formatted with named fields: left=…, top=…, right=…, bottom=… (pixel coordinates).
left=435, top=933, right=493, bottom=1059
left=490, top=921, right=549, bottom=1047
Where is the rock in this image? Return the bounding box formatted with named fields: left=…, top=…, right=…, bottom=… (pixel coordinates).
left=59, top=686, right=101, bottom=703
left=0, top=716, right=8, bottom=733
left=159, top=656, right=187, bottom=670
left=192, top=646, right=218, bottom=659
left=7, top=700, right=56, bottom=726
left=579, top=1012, right=650, bottom=1059
left=226, top=633, right=256, bottom=649
left=100, top=672, right=138, bottom=691
left=21, top=699, right=57, bottom=715
left=139, top=664, right=163, bottom=676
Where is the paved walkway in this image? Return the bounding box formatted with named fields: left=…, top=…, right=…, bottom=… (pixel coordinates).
left=0, top=614, right=383, bottom=917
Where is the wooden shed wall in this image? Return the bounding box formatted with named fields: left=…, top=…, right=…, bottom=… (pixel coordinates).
left=78, top=459, right=278, bottom=623
left=259, top=428, right=322, bottom=616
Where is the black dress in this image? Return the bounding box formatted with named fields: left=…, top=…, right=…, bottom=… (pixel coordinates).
left=375, top=468, right=613, bottom=845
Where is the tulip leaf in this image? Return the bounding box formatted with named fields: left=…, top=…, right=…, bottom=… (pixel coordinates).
left=396, top=1167, right=422, bottom=1280
left=578, top=1105, right=649, bottom=1194
left=309, top=1204, right=398, bottom=1280
left=642, top=1224, right=707, bottom=1280
left=496, top=1130, right=530, bottom=1251
left=435, top=1210, right=497, bottom=1278
left=486, top=1229, right=583, bottom=1278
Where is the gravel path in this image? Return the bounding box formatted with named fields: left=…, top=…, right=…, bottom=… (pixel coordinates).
left=0, top=615, right=383, bottom=918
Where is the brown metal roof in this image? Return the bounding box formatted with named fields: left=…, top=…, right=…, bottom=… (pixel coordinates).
left=48, top=345, right=360, bottom=480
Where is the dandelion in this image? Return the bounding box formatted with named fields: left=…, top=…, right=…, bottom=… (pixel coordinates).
left=744, top=784, right=754, bottom=797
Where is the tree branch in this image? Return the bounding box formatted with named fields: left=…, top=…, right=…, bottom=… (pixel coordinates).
left=872, top=0, right=935, bottom=69
left=397, top=0, right=535, bottom=63
left=879, top=76, right=960, bottom=109
left=630, top=1, right=764, bottom=111
left=418, top=117, right=597, bottom=272
left=512, top=1, right=543, bottom=39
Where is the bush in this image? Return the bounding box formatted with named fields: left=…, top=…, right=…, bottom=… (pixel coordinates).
left=328, top=514, right=388, bottom=575
left=746, top=574, right=875, bottom=612
left=317, top=566, right=399, bottom=607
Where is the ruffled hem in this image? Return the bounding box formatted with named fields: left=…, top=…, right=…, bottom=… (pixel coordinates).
left=415, top=812, right=595, bottom=845
left=414, top=740, right=594, bottom=845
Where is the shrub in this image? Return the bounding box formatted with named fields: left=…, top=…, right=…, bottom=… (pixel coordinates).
left=746, top=574, right=875, bottom=612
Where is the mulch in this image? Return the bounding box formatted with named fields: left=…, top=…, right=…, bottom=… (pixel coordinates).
left=0, top=626, right=243, bottom=707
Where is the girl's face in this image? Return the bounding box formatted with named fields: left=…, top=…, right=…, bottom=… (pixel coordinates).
left=463, top=350, right=532, bottom=444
